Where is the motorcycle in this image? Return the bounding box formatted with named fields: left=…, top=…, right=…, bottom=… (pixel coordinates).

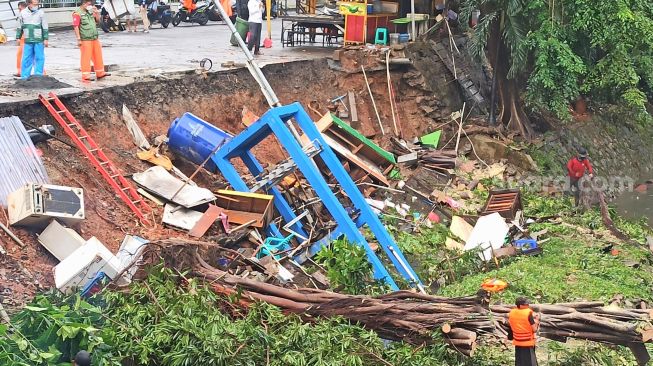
left=172, top=0, right=210, bottom=26
left=147, top=2, right=173, bottom=28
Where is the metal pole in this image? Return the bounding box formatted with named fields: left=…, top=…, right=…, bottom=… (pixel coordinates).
left=211, top=0, right=303, bottom=142
left=211, top=0, right=280, bottom=107
left=410, top=0, right=416, bottom=41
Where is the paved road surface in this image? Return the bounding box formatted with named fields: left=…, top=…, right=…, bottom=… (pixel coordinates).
left=0, top=19, right=334, bottom=102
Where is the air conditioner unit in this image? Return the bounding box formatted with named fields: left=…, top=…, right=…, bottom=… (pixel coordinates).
left=8, top=183, right=84, bottom=228
left=54, top=237, right=124, bottom=294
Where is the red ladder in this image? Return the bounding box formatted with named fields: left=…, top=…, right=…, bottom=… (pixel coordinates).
left=39, top=92, right=152, bottom=226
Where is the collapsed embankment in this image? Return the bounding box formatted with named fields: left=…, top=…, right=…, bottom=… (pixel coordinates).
left=0, top=57, right=448, bottom=310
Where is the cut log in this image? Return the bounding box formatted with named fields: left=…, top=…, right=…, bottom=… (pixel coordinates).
left=144, top=240, right=653, bottom=361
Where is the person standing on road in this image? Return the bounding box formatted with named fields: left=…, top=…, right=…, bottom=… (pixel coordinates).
left=507, top=297, right=540, bottom=366
left=126, top=2, right=139, bottom=33
left=566, top=147, right=594, bottom=206
left=246, top=0, right=262, bottom=55
left=16, top=0, right=48, bottom=79
left=14, top=1, right=27, bottom=77
left=73, top=0, right=110, bottom=81
left=140, top=0, right=151, bottom=33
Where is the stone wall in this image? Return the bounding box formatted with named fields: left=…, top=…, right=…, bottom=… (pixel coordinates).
left=532, top=112, right=653, bottom=186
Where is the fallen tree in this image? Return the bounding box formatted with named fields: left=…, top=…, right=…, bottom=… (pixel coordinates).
left=146, top=240, right=653, bottom=364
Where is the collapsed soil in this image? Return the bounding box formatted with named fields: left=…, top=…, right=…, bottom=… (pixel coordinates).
left=13, top=75, right=72, bottom=89
left=0, top=53, right=474, bottom=311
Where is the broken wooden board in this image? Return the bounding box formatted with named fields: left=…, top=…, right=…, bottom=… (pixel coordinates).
left=445, top=216, right=473, bottom=250
left=397, top=152, right=418, bottom=164
left=189, top=204, right=222, bottom=238
left=215, top=190, right=274, bottom=228
left=348, top=91, right=359, bottom=124
left=300, top=112, right=396, bottom=185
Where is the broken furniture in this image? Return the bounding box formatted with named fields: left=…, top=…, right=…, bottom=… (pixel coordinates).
left=215, top=190, right=274, bottom=228
left=8, top=183, right=85, bottom=227
left=0, top=116, right=50, bottom=207
left=54, top=237, right=124, bottom=294
left=302, top=112, right=396, bottom=186
left=258, top=234, right=294, bottom=259
left=209, top=102, right=424, bottom=292
left=38, top=220, right=86, bottom=261
left=39, top=92, right=151, bottom=225
left=167, top=112, right=232, bottom=173
left=481, top=188, right=523, bottom=219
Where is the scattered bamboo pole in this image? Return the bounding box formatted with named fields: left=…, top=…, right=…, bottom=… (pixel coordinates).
left=361, top=65, right=384, bottom=135
left=385, top=51, right=399, bottom=136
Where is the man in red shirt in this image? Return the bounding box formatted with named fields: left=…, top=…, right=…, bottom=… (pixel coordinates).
left=567, top=147, right=594, bottom=206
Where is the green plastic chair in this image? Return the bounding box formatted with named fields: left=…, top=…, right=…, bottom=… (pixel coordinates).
left=374, top=27, right=388, bottom=45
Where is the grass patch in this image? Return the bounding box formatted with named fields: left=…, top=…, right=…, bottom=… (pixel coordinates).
left=438, top=193, right=653, bottom=303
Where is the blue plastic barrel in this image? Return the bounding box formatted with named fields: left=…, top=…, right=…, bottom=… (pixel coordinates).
left=166, top=113, right=232, bottom=172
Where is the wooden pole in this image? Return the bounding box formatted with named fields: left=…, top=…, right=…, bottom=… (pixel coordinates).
left=454, top=102, right=466, bottom=154
left=386, top=50, right=399, bottom=136
left=361, top=65, right=385, bottom=135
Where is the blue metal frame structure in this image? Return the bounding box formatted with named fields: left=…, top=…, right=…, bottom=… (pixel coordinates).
left=211, top=103, right=423, bottom=291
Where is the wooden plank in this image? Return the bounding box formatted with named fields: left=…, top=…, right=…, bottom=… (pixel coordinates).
left=221, top=209, right=267, bottom=228
left=323, top=135, right=390, bottom=185
left=348, top=91, right=359, bottom=124
left=189, top=204, right=222, bottom=238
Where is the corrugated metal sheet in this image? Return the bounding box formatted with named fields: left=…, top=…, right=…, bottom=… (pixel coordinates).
left=0, top=116, right=50, bottom=207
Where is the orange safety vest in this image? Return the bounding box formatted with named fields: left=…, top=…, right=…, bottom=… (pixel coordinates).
left=508, top=307, right=536, bottom=347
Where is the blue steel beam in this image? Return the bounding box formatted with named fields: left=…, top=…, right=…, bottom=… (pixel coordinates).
left=280, top=104, right=423, bottom=289
left=211, top=103, right=424, bottom=290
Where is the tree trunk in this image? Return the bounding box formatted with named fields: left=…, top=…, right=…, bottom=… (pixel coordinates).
left=486, top=14, right=535, bottom=140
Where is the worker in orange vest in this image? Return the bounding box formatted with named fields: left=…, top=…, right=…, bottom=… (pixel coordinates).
left=182, top=0, right=196, bottom=12
left=508, top=297, right=540, bottom=366
left=72, top=0, right=109, bottom=81
left=14, top=1, right=27, bottom=77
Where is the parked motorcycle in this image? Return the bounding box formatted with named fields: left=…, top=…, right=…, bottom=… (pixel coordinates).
left=172, top=0, right=210, bottom=26
left=147, top=3, right=173, bottom=28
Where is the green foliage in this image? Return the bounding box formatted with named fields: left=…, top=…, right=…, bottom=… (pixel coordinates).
left=439, top=224, right=653, bottom=303
left=461, top=0, right=653, bottom=119
left=525, top=23, right=586, bottom=119
left=439, top=193, right=653, bottom=304
left=544, top=341, right=638, bottom=365
left=394, top=225, right=484, bottom=289
left=0, top=294, right=116, bottom=366
left=0, top=267, right=470, bottom=366
left=314, top=238, right=389, bottom=295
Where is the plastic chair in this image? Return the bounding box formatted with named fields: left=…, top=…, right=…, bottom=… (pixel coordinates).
left=257, top=234, right=295, bottom=259
left=374, top=27, right=388, bottom=45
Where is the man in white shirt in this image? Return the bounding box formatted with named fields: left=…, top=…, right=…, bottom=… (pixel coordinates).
left=246, top=0, right=262, bottom=55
